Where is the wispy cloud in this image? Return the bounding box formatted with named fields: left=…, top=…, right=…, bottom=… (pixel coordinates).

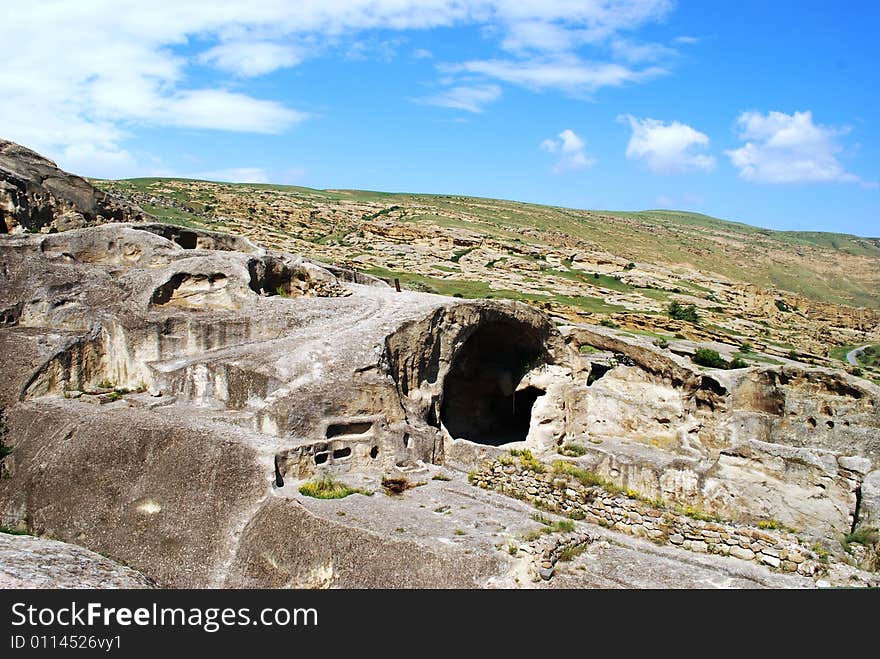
left=448, top=56, right=665, bottom=97
left=540, top=129, right=595, bottom=173
left=726, top=110, right=861, bottom=184
left=416, top=84, right=502, bottom=113
left=620, top=115, right=716, bottom=174
left=0, top=0, right=680, bottom=176
left=198, top=41, right=303, bottom=77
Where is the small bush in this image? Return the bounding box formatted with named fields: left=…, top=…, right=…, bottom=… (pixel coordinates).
left=623, top=262, right=636, bottom=271
left=728, top=357, right=749, bottom=369
left=557, top=442, right=587, bottom=457
left=844, top=527, right=879, bottom=547
left=557, top=542, right=589, bottom=562
left=431, top=473, right=452, bottom=481
left=812, top=543, right=831, bottom=563
left=510, top=449, right=545, bottom=473
left=599, top=319, right=618, bottom=329
left=740, top=342, right=753, bottom=353
left=553, top=461, right=611, bottom=489
left=524, top=516, right=576, bottom=541
left=567, top=509, right=586, bottom=520
left=758, top=518, right=784, bottom=531
left=382, top=475, right=415, bottom=495
left=681, top=506, right=722, bottom=523
left=693, top=348, right=728, bottom=369
left=0, top=526, right=29, bottom=536
left=653, top=338, right=669, bottom=349
left=774, top=299, right=792, bottom=313
left=668, top=301, right=700, bottom=324
left=788, top=349, right=799, bottom=360
left=553, top=519, right=576, bottom=533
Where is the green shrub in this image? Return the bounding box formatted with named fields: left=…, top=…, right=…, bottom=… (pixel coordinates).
left=728, top=357, right=749, bottom=369
left=844, top=527, right=879, bottom=547
left=0, top=526, right=29, bottom=536
left=557, top=542, right=589, bottom=562
left=599, top=319, right=618, bottom=329
left=693, top=348, right=728, bottom=369
left=553, top=461, right=617, bottom=491
left=510, top=449, right=545, bottom=473
left=653, top=338, right=669, bottom=349
left=774, top=299, right=792, bottom=313
left=758, top=518, right=784, bottom=530
left=668, top=301, right=700, bottom=323
left=557, top=443, right=587, bottom=457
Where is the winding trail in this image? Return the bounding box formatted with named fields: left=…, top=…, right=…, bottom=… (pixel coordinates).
left=846, top=345, right=870, bottom=366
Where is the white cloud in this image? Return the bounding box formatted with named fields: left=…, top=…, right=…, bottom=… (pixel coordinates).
left=725, top=110, right=860, bottom=184
left=0, top=0, right=678, bottom=175
left=620, top=115, right=716, bottom=174
left=199, top=41, right=303, bottom=77
left=413, top=48, right=434, bottom=59
left=450, top=56, right=665, bottom=96
left=417, top=84, right=502, bottom=113
left=164, top=90, right=306, bottom=133
left=540, top=128, right=595, bottom=173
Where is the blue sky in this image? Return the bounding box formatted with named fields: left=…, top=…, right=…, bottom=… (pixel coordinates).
left=3, top=1, right=878, bottom=235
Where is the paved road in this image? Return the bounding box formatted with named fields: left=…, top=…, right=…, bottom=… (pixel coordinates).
left=846, top=345, right=869, bottom=366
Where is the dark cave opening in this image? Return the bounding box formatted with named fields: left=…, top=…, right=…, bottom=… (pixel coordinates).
left=247, top=257, right=306, bottom=296
left=440, top=320, right=546, bottom=446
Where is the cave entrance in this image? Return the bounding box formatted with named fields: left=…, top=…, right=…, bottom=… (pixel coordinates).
left=440, top=320, right=546, bottom=446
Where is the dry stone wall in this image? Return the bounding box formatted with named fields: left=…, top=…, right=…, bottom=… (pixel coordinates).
left=472, top=459, right=826, bottom=577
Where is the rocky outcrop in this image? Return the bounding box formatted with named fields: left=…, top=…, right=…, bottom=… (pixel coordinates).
left=0, top=139, right=148, bottom=233
left=1, top=219, right=878, bottom=587
left=0, top=533, right=155, bottom=588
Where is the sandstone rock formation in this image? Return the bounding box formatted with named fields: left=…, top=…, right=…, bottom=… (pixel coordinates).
left=0, top=143, right=878, bottom=588
left=0, top=139, right=148, bottom=234
left=1, top=221, right=878, bottom=588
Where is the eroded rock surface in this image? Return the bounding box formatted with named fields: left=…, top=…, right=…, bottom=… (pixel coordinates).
left=0, top=533, right=154, bottom=588
left=1, top=219, right=877, bottom=588
left=0, top=140, right=148, bottom=233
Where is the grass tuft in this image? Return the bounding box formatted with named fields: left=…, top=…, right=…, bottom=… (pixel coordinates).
left=557, top=442, right=587, bottom=457
left=298, top=477, right=368, bottom=499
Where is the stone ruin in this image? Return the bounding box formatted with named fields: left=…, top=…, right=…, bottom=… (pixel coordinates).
left=0, top=145, right=878, bottom=588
